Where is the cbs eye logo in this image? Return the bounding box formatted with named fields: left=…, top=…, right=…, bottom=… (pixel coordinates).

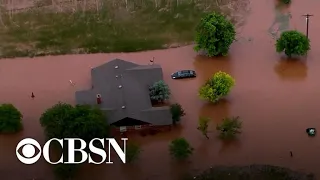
left=16, top=138, right=42, bottom=164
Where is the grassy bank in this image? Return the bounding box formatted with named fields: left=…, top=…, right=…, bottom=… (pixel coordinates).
left=0, top=0, right=241, bottom=58
left=183, top=165, right=315, bottom=180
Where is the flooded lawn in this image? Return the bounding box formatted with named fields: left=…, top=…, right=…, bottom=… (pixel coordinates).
left=1, top=0, right=320, bottom=180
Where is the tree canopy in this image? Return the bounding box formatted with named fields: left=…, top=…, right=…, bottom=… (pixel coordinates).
left=0, top=103, right=23, bottom=133
left=194, top=12, right=236, bottom=57
left=199, top=71, right=235, bottom=103
left=276, top=30, right=310, bottom=57
left=170, top=103, right=186, bottom=124
left=169, top=138, right=193, bottom=160
left=40, top=102, right=110, bottom=142
left=216, top=116, right=242, bottom=139
left=149, top=80, right=171, bottom=102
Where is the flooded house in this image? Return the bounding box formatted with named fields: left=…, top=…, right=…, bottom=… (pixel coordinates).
left=75, top=59, right=172, bottom=133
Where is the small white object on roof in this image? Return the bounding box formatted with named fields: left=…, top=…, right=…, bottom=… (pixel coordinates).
left=115, top=66, right=119, bottom=69
left=118, top=85, right=122, bottom=88
left=121, top=106, right=126, bottom=109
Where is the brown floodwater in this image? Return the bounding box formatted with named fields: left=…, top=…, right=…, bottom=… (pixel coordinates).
left=1, top=0, right=320, bottom=179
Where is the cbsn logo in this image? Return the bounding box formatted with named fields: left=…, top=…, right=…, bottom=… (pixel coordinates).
left=16, top=138, right=128, bottom=165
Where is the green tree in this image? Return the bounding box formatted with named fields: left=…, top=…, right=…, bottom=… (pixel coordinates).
left=41, top=103, right=110, bottom=179
left=126, top=143, right=141, bottom=163
left=170, top=103, right=186, bottom=124
left=40, top=102, right=109, bottom=144
left=199, top=71, right=235, bottom=103
left=0, top=103, right=23, bottom=133
left=276, top=30, right=310, bottom=57
left=194, top=12, right=236, bottom=57
left=197, top=117, right=210, bottom=139
left=169, top=138, right=193, bottom=160
left=216, top=116, right=242, bottom=139
left=149, top=80, right=171, bottom=103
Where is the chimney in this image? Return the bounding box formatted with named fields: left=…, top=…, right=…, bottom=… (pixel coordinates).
left=96, top=94, right=102, bottom=104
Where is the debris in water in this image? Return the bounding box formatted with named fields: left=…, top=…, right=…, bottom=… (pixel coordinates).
left=306, top=128, right=316, bottom=136
left=69, top=80, right=75, bottom=86
left=149, top=57, right=155, bottom=65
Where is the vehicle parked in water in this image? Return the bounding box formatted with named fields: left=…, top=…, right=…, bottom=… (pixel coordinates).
left=171, top=70, right=196, bottom=79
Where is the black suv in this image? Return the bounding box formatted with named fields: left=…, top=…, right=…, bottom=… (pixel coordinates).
left=171, top=70, right=196, bottom=79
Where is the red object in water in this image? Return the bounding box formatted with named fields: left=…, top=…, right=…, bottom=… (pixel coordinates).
left=96, top=94, right=102, bottom=104
left=97, top=97, right=101, bottom=104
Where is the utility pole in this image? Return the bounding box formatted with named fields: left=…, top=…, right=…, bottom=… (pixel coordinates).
left=302, top=14, right=313, bottom=39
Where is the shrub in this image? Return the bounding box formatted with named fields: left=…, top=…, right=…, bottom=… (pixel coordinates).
left=126, top=143, right=141, bottom=163
left=199, top=71, right=235, bottom=103
left=169, top=138, right=193, bottom=160
left=197, top=117, right=210, bottom=139
left=41, top=103, right=110, bottom=178
left=216, top=116, right=242, bottom=139
left=170, top=103, right=186, bottom=124
left=0, top=104, right=23, bottom=133
left=40, top=102, right=110, bottom=144
left=280, top=0, right=291, bottom=4
left=194, top=12, right=236, bottom=57
left=149, top=80, right=171, bottom=103
left=276, top=30, right=310, bottom=57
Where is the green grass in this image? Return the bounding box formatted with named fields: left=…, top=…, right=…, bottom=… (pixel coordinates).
left=0, top=0, right=236, bottom=58
left=183, top=165, right=315, bottom=180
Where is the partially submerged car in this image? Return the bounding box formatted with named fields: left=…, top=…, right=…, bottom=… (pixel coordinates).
left=171, top=70, right=196, bottom=79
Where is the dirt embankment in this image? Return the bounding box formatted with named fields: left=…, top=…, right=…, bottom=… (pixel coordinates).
left=0, top=0, right=250, bottom=58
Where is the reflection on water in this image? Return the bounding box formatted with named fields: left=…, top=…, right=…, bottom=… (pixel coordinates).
left=199, top=99, right=231, bottom=129
left=218, top=139, right=242, bottom=154
left=274, top=58, right=308, bottom=81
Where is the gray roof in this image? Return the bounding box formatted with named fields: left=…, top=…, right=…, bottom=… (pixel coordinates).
left=75, top=59, right=172, bottom=126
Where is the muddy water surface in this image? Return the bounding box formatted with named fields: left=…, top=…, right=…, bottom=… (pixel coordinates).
left=1, top=0, right=320, bottom=179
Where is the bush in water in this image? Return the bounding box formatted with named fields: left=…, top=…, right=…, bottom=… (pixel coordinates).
left=126, top=143, right=142, bottom=163
left=40, top=102, right=110, bottom=142
left=199, top=71, right=235, bottom=103
left=169, top=138, right=194, bottom=160
left=0, top=103, right=23, bottom=133
left=216, top=116, right=242, bottom=139
left=276, top=30, right=310, bottom=57
left=170, top=103, right=186, bottom=124
left=281, top=0, right=291, bottom=4
left=197, top=117, right=210, bottom=139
